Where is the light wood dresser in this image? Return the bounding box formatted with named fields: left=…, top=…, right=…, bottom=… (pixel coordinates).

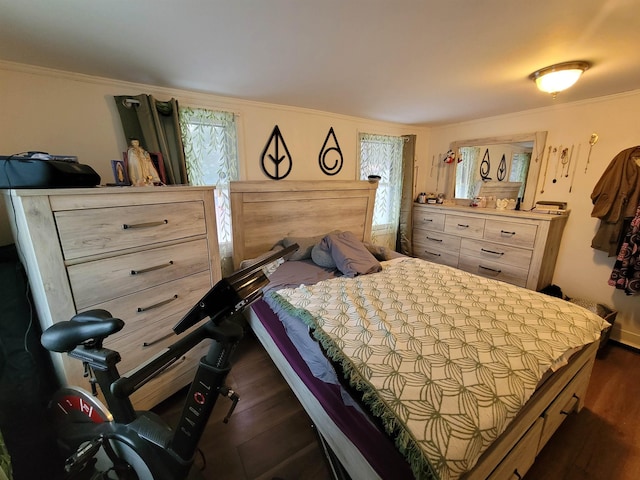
left=2, top=186, right=221, bottom=409
left=412, top=203, right=568, bottom=291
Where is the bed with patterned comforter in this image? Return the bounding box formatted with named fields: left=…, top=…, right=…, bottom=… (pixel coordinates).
left=265, top=256, right=608, bottom=480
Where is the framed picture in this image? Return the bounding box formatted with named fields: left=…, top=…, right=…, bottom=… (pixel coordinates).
left=111, top=159, right=130, bottom=186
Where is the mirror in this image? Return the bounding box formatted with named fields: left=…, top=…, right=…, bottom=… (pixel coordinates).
left=446, top=131, right=547, bottom=212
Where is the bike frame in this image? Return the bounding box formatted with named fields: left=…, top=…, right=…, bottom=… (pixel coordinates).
left=49, top=244, right=299, bottom=479
left=64, top=316, right=243, bottom=479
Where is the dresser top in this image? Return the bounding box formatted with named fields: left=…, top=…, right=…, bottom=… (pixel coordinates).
left=3, top=185, right=214, bottom=197
left=414, top=202, right=569, bottom=222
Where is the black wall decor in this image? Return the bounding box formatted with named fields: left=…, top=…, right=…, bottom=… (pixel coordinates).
left=260, top=125, right=293, bottom=180
left=497, top=153, right=507, bottom=181
left=480, top=148, right=491, bottom=181
left=318, top=127, right=343, bottom=176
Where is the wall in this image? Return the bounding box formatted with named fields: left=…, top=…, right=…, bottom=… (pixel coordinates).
left=0, top=61, right=427, bottom=244
left=421, top=89, right=640, bottom=348
left=2, top=61, right=637, bottom=346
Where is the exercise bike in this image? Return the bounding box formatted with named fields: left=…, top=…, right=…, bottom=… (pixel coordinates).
left=40, top=244, right=297, bottom=480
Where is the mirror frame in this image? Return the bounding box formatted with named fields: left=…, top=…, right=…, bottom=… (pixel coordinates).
left=447, top=131, right=547, bottom=212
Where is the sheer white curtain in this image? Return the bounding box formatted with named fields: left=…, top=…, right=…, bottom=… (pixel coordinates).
left=509, top=152, right=531, bottom=199
left=359, top=133, right=404, bottom=249
left=455, top=146, right=482, bottom=198
left=180, top=107, right=239, bottom=274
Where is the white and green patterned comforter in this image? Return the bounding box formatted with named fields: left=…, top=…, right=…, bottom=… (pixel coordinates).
left=266, top=257, right=608, bottom=480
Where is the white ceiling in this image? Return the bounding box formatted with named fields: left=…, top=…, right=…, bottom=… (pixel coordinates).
left=1, top=0, right=639, bottom=126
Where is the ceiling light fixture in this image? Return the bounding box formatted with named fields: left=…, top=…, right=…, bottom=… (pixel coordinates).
left=529, top=61, right=591, bottom=97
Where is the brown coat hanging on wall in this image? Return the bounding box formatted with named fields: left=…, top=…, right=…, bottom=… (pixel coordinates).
left=591, top=145, right=640, bottom=256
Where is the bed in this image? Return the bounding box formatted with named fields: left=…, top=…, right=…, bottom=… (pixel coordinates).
left=229, top=180, right=608, bottom=480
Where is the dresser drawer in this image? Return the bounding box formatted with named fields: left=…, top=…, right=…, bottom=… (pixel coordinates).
left=444, top=215, right=485, bottom=239
left=413, top=209, right=445, bottom=231
left=69, top=238, right=210, bottom=309
left=413, top=244, right=459, bottom=268
left=87, top=270, right=212, bottom=374
left=458, top=256, right=529, bottom=287
left=413, top=228, right=460, bottom=267
left=55, top=201, right=207, bottom=260
left=487, top=418, right=543, bottom=480
left=538, top=361, right=591, bottom=452
left=460, top=238, right=532, bottom=270
left=484, top=220, right=537, bottom=249
left=413, top=228, right=461, bottom=253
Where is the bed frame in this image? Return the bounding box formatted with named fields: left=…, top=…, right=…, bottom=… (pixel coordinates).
left=229, top=180, right=600, bottom=480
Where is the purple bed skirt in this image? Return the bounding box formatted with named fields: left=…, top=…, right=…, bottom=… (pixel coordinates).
left=251, top=299, right=414, bottom=479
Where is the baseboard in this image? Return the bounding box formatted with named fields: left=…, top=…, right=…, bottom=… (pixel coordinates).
left=610, top=326, right=640, bottom=351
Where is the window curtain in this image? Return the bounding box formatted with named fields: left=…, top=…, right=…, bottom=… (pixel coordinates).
left=179, top=107, right=239, bottom=275
left=396, top=135, right=416, bottom=256
left=359, top=133, right=405, bottom=250
left=509, top=152, right=531, bottom=199
left=114, top=94, right=188, bottom=184
left=456, top=146, right=482, bottom=198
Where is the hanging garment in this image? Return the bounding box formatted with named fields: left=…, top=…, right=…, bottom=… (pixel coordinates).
left=591, top=146, right=640, bottom=256
left=608, top=202, right=640, bottom=295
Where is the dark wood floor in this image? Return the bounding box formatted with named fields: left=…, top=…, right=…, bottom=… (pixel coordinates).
left=153, top=335, right=640, bottom=480
left=525, top=342, right=640, bottom=480
left=152, top=332, right=333, bottom=480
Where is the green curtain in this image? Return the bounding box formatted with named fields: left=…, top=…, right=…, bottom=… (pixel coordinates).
left=114, top=94, right=188, bottom=184
left=396, top=135, right=416, bottom=255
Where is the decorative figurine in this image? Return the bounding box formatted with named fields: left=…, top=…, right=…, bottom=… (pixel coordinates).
left=127, top=138, right=161, bottom=186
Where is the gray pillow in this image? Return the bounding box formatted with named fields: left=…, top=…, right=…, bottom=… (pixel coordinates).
left=282, top=234, right=324, bottom=261
left=282, top=230, right=341, bottom=261
left=311, top=242, right=336, bottom=268
left=363, top=242, right=406, bottom=261
left=315, top=231, right=381, bottom=277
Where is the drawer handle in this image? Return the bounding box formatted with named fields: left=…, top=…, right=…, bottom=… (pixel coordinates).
left=123, top=219, right=169, bottom=229
left=560, top=394, right=580, bottom=415
left=425, top=236, right=443, bottom=242
left=424, top=250, right=441, bottom=257
left=514, top=469, right=522, bottom=480
left=143, top=331, right=174, bottom=347
left=479, top=265, right=502, bottom=273
left=131, top=260, right=174, bottom=275
left=480, top=248, right=504, bottom=256
left=422, top=218, right=433, bottom=222
left=457, top=223, right=469, bottom=228
left=500, top=229, right=516, bottom=236
left=137, top=294, right=179, bottom=313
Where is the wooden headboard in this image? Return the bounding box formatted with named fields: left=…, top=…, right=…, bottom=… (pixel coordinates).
left=230, top=180, right=377, bottom=268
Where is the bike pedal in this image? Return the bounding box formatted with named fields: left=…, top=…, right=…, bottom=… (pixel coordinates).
left=65, top=438, right=103, bottom=473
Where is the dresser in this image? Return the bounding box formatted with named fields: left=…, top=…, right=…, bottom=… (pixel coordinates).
left=412, top=204, right=568, bottom=290
left=2, top=186, right=221, bottom=409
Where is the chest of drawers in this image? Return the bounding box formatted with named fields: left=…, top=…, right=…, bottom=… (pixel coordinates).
left=2, top=186, right=221, bottom=409
left=412, top=204, right=567, bottom=290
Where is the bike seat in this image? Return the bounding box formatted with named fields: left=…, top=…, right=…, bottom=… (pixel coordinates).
left=41, top=309, right=125, bottom=353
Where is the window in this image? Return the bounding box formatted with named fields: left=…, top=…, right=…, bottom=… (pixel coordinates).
left=180, top=107, right=239, bottom=274
left=358, top=133, right=404, bottom=249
